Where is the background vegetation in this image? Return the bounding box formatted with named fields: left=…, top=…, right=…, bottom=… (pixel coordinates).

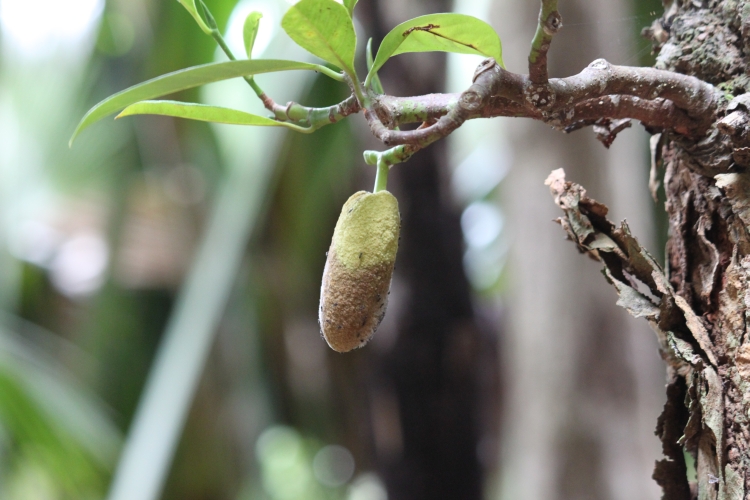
left=0, top=0, right=667, bottom=499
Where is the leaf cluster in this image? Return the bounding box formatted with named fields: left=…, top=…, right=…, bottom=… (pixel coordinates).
left=70, top=0, right=504, bottom=146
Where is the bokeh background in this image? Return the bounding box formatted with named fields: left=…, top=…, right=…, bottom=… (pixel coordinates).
left=0, top=0, right=670, bottom=499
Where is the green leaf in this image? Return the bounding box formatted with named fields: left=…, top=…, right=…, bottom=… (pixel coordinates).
left=243, top=11, right=263, bottom=58
left=281, top=0, right=356, bottom=76
left=177, top=0, right=213, bottom=34
left=343, top=0, right=358, bottom=16
left=118, top=101, right=309, bottom=132
left=366, top=38, right=384, bottom=94
left=368, top=13, right=503, bottom=82
left=71, top=59, right=324, bottom=145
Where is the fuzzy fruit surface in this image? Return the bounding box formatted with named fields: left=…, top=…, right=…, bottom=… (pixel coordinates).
left=332, top=190, right=400, bottom=269
left=319, top=190, right=400, bottom=352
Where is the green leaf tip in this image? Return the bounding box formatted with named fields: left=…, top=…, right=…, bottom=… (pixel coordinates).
left=281, top=0, right=357, bottom=77
left=366, top=38, right=384, bottom=94
left=243, top=11, right=263, bottom=58
left=177, top=0, right=213, bottom=34
left=69, top=59, right=324, bottom=146
left=367, top=13, right=503, bottom=84
left=343, top=0, right=358, bottom=16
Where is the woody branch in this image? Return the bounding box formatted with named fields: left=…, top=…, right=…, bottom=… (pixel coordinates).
left=360, top=0, right=723, bottom=161
left=365, top=58, right=719, bottom=148
left=254, top=0, right=723, bottom=164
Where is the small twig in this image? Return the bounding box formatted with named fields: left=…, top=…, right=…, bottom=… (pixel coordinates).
left=364, top=103, right=465, bottom=148
left=592, top=118, right=632, bottom=148
left=364, top=145, right=418, bottom=167
left=528, top=0, right=563, bottom=84
left=199, top=1, right=266, bottom=99
left=200, top=0, right=356, bottom=132
left=364, top=145, right=418, bottom=191
left=209, top=29, right=265, bottom=96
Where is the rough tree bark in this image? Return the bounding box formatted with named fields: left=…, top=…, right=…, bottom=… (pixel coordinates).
left=546, top=1, right=750, bottom=498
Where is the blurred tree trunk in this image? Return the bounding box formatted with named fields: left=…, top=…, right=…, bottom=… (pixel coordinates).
left=353, top=2, right=499, bottom=500
left=491, top=1, right=665, bottom=499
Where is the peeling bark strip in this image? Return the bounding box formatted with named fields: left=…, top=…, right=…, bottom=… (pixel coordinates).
left=654, top=377, right=691, bottom=500
left=535, top=2, right=750, bottom=498
left=546, top=165, right=750, bottom=499
left=545, top=169, right=717, bottom=368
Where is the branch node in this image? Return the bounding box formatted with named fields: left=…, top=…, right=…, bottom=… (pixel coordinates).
left=524, top=83, right=556, bottom=110
left=473, top=58, right=498, bottom=83
left=543, top=11, right=563, bottom=36
left=460, top=91, right=483, bottom=112
left=587, top=58, right=611, bottom=71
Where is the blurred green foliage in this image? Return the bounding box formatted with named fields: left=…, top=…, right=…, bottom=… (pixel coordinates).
left=0, top=0, right=664, bottom=498
left=1, top=0, right=363, bottom=497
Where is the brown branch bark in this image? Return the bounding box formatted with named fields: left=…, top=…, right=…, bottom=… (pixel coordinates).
left=366, top=58, right=721, bottom=155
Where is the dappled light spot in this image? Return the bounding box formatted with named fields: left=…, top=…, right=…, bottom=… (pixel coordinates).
left=0, top=0, right=103, bottom=58
left=312, top=445, right=355, bottom=487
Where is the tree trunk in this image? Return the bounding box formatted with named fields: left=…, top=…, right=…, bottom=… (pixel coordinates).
left=651, top=2, right=750, bottom=496
left=547, top=1, right=750, bottom=498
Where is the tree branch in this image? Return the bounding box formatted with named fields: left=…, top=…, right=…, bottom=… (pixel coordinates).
left=264, top=56, right=720, bottom=165
left=194, top=0, right=726, bottom=171
left=366, top=58, right=721, bottom=151
left=262, top=95, right=360, bottom=130
left=559, top=96, right=696, bottom=136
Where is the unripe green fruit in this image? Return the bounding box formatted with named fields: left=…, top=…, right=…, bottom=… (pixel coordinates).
left=319, top=190, right=400, bottom=352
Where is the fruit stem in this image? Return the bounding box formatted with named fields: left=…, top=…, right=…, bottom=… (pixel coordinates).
left=374, top=158, right=389, bottom=192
